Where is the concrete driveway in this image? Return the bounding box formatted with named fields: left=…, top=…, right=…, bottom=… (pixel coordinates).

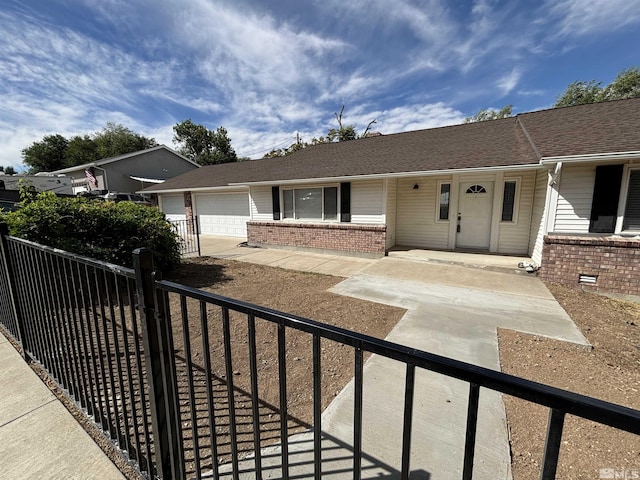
left=201, top=239, right=588, bottom=479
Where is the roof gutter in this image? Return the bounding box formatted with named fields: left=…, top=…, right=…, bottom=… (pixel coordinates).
left=540, top=151, right=640, bottom=165
left=140, top=185, right=250, bottom=194
left=228, top=163, right=544, bottom=187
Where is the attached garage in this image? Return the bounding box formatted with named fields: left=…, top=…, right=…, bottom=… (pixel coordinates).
left=195, top=193, right=250, bottom=237
left=160, top=194, right=186, bottom=221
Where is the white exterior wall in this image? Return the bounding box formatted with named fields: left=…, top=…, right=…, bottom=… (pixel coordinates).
left=250, top=186, right=273, bottom=221
left=396, top=176, right=450, bottom=249
left=528, top=169, right=548, bottom=264
left=385, top=178, right=398, bottom=249
left=497, top=171, right=536, bottom=254
left=351, top=179, right=385, bottom=224
left=553, top=164, right=595, bottom=233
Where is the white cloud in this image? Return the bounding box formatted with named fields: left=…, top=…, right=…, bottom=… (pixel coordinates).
left=545, top=0, right=640, bottom=37
left=497, top=68, right=522, bottom=96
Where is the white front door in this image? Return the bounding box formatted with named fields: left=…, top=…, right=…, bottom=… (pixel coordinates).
left=456, top=181, right=494, bottom=250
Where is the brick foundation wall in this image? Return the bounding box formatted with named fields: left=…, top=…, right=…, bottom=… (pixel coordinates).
left=540, top=235, right=640, bottom=296
left=247, top=221, right=386, bottom=256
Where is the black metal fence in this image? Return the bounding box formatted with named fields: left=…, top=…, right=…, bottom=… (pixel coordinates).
left=0, top=227, right=639, bottom=480
left=170, top=218, right=201, bottom=257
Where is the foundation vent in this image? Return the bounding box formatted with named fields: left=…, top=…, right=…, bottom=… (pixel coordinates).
left=578, top=274, right=598, bottom=285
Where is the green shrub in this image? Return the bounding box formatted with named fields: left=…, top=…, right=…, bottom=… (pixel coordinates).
left=1, top=192, right=180, bottom=272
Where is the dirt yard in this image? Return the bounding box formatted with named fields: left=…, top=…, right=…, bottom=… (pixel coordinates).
left=166, top=257, right=405, bottom=476
left=11, top=256, right=640, bottom=480
left=498, top=283, right=640, bottom=479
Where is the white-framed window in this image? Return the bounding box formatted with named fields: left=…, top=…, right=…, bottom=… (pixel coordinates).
left=436, top=181, right=451, bottom=222
left=621, top=167, right=640, bottom=232
left=282, top=186, right=338, bottom=221
left=501, top=178, right=520, bottom=223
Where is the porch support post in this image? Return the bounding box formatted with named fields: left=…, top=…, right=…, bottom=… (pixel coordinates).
left=543, top=162, right=562, bottom=234
left=447, top=175, right=459, bottom=250
left=489, top=171, right=504, bottom=252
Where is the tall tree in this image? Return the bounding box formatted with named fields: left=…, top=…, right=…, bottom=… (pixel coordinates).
left=554, top=66, right=640, bottom=107
left=602, top=67, right=640, bottom=101
left=172, top=120, right=238, bottom=165
left=554, top=81, right=604, bottom=107
left=93, top=122, right=157, bottom=159
left=263, top=106, right=377, bottom=158
left=21, top=134, right=69, bottom=172
left=464, top=104, right=513, bottom=123
left=20, top=123, right=157, bottom=173
left=65, top=135, right=99, bottom=166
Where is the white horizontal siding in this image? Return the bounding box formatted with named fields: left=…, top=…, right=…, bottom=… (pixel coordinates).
left=553, top=164, right=595, bottom=233
left=351, top=180, right=384, bottom=224
left=529, top=169, right=548, bottom=264
left=396, top=176, right=450, bottom=249
left=498, top=171, right=536, bottom=254
left=386, top=179, right=397, bottom=249
left=250, top=186, right=273, bottom=221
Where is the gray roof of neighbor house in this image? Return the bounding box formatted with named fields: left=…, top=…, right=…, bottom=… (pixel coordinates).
left=143, top=98, right=640, bottom=193
left=50, top=145, right=199, bottom=174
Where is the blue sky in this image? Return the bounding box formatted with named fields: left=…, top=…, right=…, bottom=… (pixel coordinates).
left=1, top=0, right=640, bottom=170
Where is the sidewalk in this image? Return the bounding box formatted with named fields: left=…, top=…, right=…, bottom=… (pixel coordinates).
left=0, top=332, right=125, bottom=480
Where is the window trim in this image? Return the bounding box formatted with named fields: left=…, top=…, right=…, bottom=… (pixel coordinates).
left=500, top=177, right=520, bottom=224
left=281, top=184, right=340, bottom=222
left=435, top=181, right=451, bottom=223
left=616, top=165, right=640, bottom=234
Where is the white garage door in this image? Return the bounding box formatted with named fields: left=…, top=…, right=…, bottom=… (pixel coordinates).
left=161, top=195, right=186, bottom=221
left=196, top=193, right=250, bottom=237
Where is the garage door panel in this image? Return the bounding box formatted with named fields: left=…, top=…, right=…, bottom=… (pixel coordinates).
left=196, top=193, right=250, bottom=237
left=161, top=195, right=186, bottom=221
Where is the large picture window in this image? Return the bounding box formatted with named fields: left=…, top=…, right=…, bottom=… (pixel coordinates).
left=282, top=186, right=338, bottom=220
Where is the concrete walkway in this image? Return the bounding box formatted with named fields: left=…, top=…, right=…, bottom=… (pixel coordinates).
left=0, top=333, right=125, bottom=480
left=199, top=235, right=376, bottom=277
left=209, top=242, right=588, bottom=479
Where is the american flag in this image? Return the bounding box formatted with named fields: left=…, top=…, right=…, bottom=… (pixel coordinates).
left=85, top=168, right=97, bottom=186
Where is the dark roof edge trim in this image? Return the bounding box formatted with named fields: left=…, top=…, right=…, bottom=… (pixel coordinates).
left=229, top=163, right=545, bottom=187
left=540, top=151, right=640, bottom=164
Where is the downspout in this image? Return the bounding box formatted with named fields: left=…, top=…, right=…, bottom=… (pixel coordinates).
left=94, top=165, right=109, bottom=191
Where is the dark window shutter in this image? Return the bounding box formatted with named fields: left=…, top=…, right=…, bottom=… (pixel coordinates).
left=623, top=170, right=640, bottom=230
left=272, top=186, right=280, bottom=220
left=589, top=165, right=623, bottom=233
left=340, top=182, right=351, bottom=222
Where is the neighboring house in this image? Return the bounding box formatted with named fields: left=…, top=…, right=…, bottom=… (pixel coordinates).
left=50, top=145, right=200, bottom=194
left=143, top=98, right=640, bottom=296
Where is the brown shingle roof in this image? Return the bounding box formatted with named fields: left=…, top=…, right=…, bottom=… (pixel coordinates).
left=518, top=97, right=640, bottom=158
left=145, top=98, right=640, bottom=193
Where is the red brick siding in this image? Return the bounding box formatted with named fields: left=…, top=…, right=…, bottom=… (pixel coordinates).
left=247, top=221, right=386, bottom=255
left=540, top=235, right=640, bottom=296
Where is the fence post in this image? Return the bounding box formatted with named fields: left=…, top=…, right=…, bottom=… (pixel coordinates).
left=133, top=248, right=184, bottom=479
left=195, top=216, right=201, bottom=257
left=0, top=223, right=29, bottom=360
